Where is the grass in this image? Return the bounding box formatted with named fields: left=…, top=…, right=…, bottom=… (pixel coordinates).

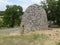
left=55, top=41, right=60, bottom=45
left=0, top=28, right=60, bottom=45
left=0, top=33, right=49, bottom=45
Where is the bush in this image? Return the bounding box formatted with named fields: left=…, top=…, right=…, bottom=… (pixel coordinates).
left=56, top=42, right=60, bottom=45
left=0, top=18, right=3, bottom=27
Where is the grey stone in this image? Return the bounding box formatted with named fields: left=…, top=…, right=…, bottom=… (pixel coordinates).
left=21, top=4, right=48, bottom=32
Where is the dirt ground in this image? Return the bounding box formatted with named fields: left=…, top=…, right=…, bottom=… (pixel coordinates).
left=27, top=28, right=60, bottom=45
left=0, top=28, right=60, bottom=45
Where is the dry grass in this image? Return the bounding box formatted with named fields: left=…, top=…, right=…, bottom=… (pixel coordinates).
left=0, top=28, right=60, bottom=45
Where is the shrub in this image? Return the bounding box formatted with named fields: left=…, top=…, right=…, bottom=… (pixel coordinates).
left=0, top=18, right=3, bottom=27
left=56, top=42, right=60, bottom=45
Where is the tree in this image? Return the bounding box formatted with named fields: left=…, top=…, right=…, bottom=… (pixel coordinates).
left=0, top=11, right=4, bottom=16
left=3, top=5, right=23, bottom=27
left=56, top=0, right=60, bottom=25
left=41, top=0, right=58, bottom=24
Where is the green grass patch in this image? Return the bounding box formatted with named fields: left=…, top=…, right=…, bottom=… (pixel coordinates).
left=56, top=42, right=60, bottom=45
left=0, top=33, right=49, bottom=45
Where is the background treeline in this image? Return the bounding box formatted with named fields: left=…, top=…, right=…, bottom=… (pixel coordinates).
left=41, top=0, right=60, bottom=26
left=0, top=0, right=60, bottom=28
left=0, top=5, right=23, bottom=28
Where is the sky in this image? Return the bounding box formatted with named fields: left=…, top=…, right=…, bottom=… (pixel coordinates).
left=0, top=0, right=44, bottom=11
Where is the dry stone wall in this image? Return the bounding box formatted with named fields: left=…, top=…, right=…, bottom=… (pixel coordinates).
left=21, top=4, right=48, bottom=32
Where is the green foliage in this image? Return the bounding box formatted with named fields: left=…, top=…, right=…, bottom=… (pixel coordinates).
left=41, top=0, right=60, bottom=25
left=0, top=18, right=3, bottom=27
left=41, top=0, right=57, bottom=21
left=56, top=42, right=60, bottom=45
left=0, top=11, right=4, bottom=16
left=56, top=0, right=60, bottom=25
left=3, top=5, right=23, bottom=27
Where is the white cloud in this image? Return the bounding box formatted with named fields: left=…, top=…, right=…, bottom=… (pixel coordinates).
left=0, top=0, right=44, bottom=11
left=18, top=0, right=41, bottom=11
left=18, top=0, right=40, bottom=4
left=0, top=0, right=15, bottom=11
left=0, top=0, right=8, bottom=11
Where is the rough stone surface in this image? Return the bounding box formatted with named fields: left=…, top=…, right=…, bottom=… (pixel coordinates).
left=21, top=4, right=48, bottom=32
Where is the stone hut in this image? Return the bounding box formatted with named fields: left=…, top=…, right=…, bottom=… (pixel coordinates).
left=21, top=4, right=48, bottom=32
